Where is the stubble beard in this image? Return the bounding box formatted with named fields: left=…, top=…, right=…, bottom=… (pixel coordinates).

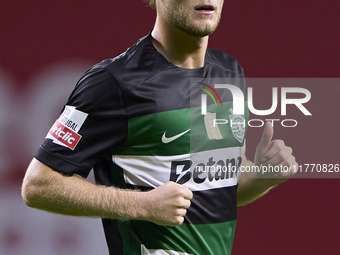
left=162, top=1, right=222, bottom=37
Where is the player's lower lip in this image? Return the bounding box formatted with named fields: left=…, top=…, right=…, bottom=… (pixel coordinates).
left=194, top=10, right=215, bottom=15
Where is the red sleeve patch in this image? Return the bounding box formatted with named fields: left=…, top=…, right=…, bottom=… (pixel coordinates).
left=46, top=106, right=88, bottom=150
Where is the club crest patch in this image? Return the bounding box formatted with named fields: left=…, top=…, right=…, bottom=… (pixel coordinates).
left=229, top=108, right=245, bottom=143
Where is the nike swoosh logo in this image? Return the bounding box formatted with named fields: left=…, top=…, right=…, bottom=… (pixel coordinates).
left=161, top=129, right=190, bottom=144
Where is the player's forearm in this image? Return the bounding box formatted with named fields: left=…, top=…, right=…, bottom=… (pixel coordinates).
left=237, top=159, right=273, bottom=206
left=21, top=158, right=147, bottom=220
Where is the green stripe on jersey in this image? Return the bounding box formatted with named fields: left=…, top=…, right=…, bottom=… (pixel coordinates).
left=118, top=220, right=237, bottom=255
left=117, top=102, right=248, bottom=156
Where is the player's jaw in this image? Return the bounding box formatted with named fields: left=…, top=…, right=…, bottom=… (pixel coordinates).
left=160, top=0, right=224, bottom=37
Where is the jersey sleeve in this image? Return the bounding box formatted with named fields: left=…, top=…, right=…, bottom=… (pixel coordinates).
left=35, top=67, right=127, bottom=178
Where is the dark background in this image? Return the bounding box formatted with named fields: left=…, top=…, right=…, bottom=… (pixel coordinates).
left=1, top=0, right=339, bottom=254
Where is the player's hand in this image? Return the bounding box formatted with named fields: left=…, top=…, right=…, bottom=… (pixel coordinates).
left=254, top=121, right=298, bottom=186
left=141, top=181, right=193, bottom=226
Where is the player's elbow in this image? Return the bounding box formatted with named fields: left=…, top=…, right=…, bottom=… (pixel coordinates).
left=21, top=176, right=41, bottom=208
left=21, top=170, right=50, bottom=209
left=22, top=158, right=55, bottom=208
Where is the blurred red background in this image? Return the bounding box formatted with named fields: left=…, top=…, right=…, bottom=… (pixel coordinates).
left=1, top=0, right=339, bottom=254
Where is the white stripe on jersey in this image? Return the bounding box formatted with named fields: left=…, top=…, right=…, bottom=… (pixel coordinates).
left=112, top=146, right=244, bottom=192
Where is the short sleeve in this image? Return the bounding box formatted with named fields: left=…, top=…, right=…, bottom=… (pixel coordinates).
left=35, top=67, right=127, bottom=177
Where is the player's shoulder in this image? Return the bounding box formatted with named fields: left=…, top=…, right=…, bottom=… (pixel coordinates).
left=206, top=48, right=244, bottom=77
left=93, top=34, right=152, bottom=69
left=87, top=34, right=157, bottom=87
left=70, top=33, right=157, bottom=100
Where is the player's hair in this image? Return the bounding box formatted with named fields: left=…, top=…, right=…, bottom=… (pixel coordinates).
left=144, top=0, right=156, bottom=8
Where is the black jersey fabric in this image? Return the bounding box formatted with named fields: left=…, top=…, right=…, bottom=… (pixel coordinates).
left=36, top=33, right=244, bottom=178
left=35, top=33, right=245, bottom=254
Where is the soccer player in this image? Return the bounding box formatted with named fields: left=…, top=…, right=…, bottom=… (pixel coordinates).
left=22, top=0, right=297, bottom=254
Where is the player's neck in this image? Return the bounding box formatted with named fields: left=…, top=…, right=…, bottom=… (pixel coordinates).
left=151, top=19, right=208, bottom=69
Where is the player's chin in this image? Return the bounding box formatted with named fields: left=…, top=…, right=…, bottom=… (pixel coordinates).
left=187, top=23, right=219, bottom=37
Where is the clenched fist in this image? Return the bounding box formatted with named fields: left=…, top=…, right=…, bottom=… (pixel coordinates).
left=141, top=181, right=193, bottom=226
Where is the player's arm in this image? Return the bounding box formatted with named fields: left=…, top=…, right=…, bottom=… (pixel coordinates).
left=237, top=121, right=298, bottom=206
left=22, top=158, right=193, bottom=226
